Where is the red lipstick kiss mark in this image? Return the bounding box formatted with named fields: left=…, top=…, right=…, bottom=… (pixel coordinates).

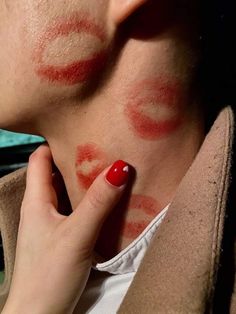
left=33, top=13, right=108, bottom=85
left=122, top=194, right=162, bottom=239
left=76, top=143, right=107, bottom=189
left=124, top=77, right=185, bottom=140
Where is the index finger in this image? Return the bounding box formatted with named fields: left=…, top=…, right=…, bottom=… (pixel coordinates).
left=24, top=145, right=58, bottom=207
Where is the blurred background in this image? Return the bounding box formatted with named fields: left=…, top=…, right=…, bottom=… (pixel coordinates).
left=0, top=130, right=45, bottom=176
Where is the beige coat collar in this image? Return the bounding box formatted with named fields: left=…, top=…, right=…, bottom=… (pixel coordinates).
left=118, top=106, right=235, bottom=313
left=0, top=106, right=235, bottom=313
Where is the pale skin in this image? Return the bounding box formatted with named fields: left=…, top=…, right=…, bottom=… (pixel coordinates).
left=3, top=145, right=131, bottom=314
left=0, top=0, right=206, bottom=312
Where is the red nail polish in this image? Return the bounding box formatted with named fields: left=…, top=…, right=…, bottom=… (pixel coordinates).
left=106, top=160, right=130, bottom=187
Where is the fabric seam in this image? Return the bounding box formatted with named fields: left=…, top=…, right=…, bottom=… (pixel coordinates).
left=207, top=107, right=234, bottom=310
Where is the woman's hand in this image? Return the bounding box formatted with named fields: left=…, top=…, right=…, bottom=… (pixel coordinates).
left=2, top=145, right=130, bottom=314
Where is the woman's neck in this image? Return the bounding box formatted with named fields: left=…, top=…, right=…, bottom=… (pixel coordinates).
left=46, top=105, right=205, bottom=260
left=43, top=32, right=206, bottom=260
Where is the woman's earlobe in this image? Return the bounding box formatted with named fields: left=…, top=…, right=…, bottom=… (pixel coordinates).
left=109, top=0, right=148, bottom=25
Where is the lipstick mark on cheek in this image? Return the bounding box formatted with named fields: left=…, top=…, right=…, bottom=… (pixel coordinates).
left=121, top=194, right=162, bottom=239
left=32, top=13, right=108, bottom=85
left=76, top=143, right=107, bottom=189
left=124, top=78, right=185, bottom=140
left=35, top=52, right=107, bottom=85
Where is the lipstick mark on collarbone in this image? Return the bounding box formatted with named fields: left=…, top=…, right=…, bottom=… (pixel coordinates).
left=121, top=194, right=162, bottom=239
left=75, top=143, right=107, bottom=189
left=124, top=77, right=186, bottom=140
left=32, top=12, right=108, bottom=85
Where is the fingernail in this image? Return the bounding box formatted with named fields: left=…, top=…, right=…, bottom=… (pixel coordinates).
left=106, top=160, right=130, bottom=187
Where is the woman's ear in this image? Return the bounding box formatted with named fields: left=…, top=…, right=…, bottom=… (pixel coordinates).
left=109, top=0, right=148, bottom=25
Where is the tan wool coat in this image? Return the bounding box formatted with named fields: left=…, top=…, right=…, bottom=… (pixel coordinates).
left=0, top=106, right=236, bottom=313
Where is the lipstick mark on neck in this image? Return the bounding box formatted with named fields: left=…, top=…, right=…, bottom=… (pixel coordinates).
left=76, top=143, right=107, bottom=189
left=124, top=77, right=186, bottom=140
left=95, top=193, right=163, bottom=259
left=32, top=12, right=108, bottom=85
left=121, top=194, right=162, bottom=239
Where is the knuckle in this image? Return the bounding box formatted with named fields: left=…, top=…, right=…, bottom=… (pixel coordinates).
left=29, top=151, right=37, bottom=163
left=29, top=146, right=49, bottom=162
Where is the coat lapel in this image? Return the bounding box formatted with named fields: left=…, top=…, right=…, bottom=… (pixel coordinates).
left=0, top=167, right=26, bottom=310
left=118, top=106, right=234, bottom=313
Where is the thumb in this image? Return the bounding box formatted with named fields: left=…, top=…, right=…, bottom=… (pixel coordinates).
left=64, top=160, right=131, bottom=249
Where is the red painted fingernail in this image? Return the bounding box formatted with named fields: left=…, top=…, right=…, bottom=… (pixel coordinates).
left=106, top=160, right=130, bottom=187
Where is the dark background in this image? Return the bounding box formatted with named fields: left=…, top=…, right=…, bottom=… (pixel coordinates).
left=200, top=0, right=236, bottom=109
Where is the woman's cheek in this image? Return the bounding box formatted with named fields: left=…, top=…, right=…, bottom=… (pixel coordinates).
left=31, top=12, right=109, bottom=86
